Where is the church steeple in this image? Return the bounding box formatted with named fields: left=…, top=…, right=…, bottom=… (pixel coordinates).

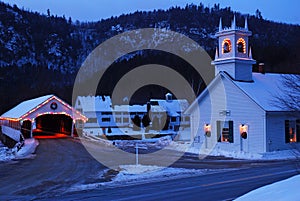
left=245, top=17, right=248, bottom=30
left=231, top=15, right=236, bottom=29
left=211, top=16, right=256, bottom=82
left=219, top=18, right=222, bottom=32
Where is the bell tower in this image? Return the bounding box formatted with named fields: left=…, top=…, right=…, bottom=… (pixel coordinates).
left=212, top=16, right=256, bottom=82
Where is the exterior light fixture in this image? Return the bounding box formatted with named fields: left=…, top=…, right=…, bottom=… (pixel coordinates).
left=204, top=123, right=211, bottom=137
left=240, top=124, right=248, bottom=139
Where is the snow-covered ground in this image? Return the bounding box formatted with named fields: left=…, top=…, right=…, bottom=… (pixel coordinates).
left=235, top=174, right=300, bottom=201
left=83, top=134, right=300, bottom=160
left=68, top=164, right=229, bottom=192
left=0, top=138, right=39, bottom=161
left=167, top=141, right=300, bottom=160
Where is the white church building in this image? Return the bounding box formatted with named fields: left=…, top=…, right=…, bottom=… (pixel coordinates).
left=186, top=17, right=300, bottom=154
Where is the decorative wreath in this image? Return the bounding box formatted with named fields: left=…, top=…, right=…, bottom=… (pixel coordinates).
left=205, top=131, right=211, bottom=137
left=50, top=102, right=58, bottom=110
left=241, top=132, right=248, bottom=139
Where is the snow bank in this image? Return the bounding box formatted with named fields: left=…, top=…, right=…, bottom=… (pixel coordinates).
left=167, top=141, right=300, bottom=160
left=0, top=139, right=39, bottom=161
left=68, top=165, right=218, bottom=192
left=0, top=143, right=15, bottom=161
left=235, top=175, right=300, bottom=201
left=85, top=134, right=300, bottom=160
left=113, top=135, right=172, bottom=148
left=113, top=165, right=204, bottom=183
left=15, top=138, right=39, bottom=159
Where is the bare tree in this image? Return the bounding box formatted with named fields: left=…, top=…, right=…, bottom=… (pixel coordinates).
left=275, top=74, right=300, bottom=111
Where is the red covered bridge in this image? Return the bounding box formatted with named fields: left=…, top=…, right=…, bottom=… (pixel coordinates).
left=0, top=95, right=87, bottom=138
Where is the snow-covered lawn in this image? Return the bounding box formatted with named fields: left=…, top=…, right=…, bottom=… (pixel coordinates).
left=84, top=134, right=300, bottom=160
left=166, top=141, right=300, bottom=160
left=0, top=138, right=39, bottom=161
left=68, top=165, right=227, bottom=192
left=235, top=174, right=300, bottom=201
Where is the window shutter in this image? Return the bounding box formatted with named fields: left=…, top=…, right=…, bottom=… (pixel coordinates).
left=217, top=121, right=221, bottom=142
left=229, top=121, right=234, bottom=143
left=296, top=120, right=300, bottom=143
left=285, top=120, right=290, bottom=143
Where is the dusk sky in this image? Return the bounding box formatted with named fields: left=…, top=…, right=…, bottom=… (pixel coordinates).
left=2, top=0, right=299, bottom=25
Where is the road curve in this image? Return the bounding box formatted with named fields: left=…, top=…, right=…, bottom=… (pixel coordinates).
left=0, top=138, right=105, bottom=200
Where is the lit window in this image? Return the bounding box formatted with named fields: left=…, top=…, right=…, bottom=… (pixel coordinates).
left=217, top=121, right=234, bottom=143
left=237, top=38, right=246, bottom=53
left=285, top=120, right=300, bottom=143
left=222, top=39, right=231, bottom=53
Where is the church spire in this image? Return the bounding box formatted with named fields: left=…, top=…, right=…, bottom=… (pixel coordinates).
left=215, top=47, right=219, bottom=59
left=219, top=18, right=222, bottom=32
left=244, top=17, right=248, bottom=30
left=231, top=15, right=236, bottom=29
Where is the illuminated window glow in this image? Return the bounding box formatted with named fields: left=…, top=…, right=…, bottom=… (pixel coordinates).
left=237, top=38, right=246, bottom=53
left=222, top=39, right=232, bottom=54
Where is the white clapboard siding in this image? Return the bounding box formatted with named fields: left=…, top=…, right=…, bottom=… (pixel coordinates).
left=190, top=73, right=266, bottom=154
left=266, top=113, right=300, bottom=151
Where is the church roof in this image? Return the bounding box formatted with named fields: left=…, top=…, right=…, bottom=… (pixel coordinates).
left=232, top=72, right=298, bottom=111
left=186, top=72, right=299, bottom=113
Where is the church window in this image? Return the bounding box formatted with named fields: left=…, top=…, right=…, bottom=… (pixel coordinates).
left=285, top=120, right=300, bottom=143
left=222, top=39, right=231, bottom=53
left=217, top=120, right=234, bottom=143
left=237, top=38, right=246, bottom=53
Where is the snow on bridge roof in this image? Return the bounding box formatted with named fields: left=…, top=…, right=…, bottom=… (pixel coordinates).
left=1, top=95, right=53, bottom=119
left=1, top=95, right=87, bottom=121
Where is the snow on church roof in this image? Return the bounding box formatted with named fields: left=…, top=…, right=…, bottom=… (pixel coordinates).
left=1, top=95, right=53, bottom=119
left=232, top=72, right=298, bottom=111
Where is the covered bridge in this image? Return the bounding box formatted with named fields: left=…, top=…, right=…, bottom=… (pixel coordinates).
left=0, top=95, right=87, bottom=138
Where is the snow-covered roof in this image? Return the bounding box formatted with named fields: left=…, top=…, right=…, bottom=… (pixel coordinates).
left=113, top=105, right=146, bottom=113
left=76, top=96, right=112, bottom=112
left=232, top=72, right=298, bottom=111
left=186, top=72, right=299, bottom=113
left=1, top=95, right=53, bottom=119
left=1, top=95, right=87, bottom=121
left=150, top=99, right=189, bottom=113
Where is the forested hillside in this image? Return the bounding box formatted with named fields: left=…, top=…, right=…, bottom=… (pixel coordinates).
left=0, top=2, right=299, bottom=113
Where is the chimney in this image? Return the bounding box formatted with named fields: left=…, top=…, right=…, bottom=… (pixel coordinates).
left=165, top=93, right=173, bottom=102
left=258, top=63, right=265, bottom=74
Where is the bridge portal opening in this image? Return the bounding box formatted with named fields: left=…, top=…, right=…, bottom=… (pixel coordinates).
left=33, top=114, right=73, bottom=138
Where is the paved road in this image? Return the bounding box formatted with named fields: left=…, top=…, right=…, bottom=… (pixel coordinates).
left=62, top=161, right=300, bottom=201
left=0, top=138, right=105, bottom=200
left=0, top=138, right=299, bottom=200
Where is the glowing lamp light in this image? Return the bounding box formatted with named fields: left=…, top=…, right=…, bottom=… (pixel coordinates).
left=204, top=123, right=211, bottom=137
left=240, top=124, right=248, bottom=139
